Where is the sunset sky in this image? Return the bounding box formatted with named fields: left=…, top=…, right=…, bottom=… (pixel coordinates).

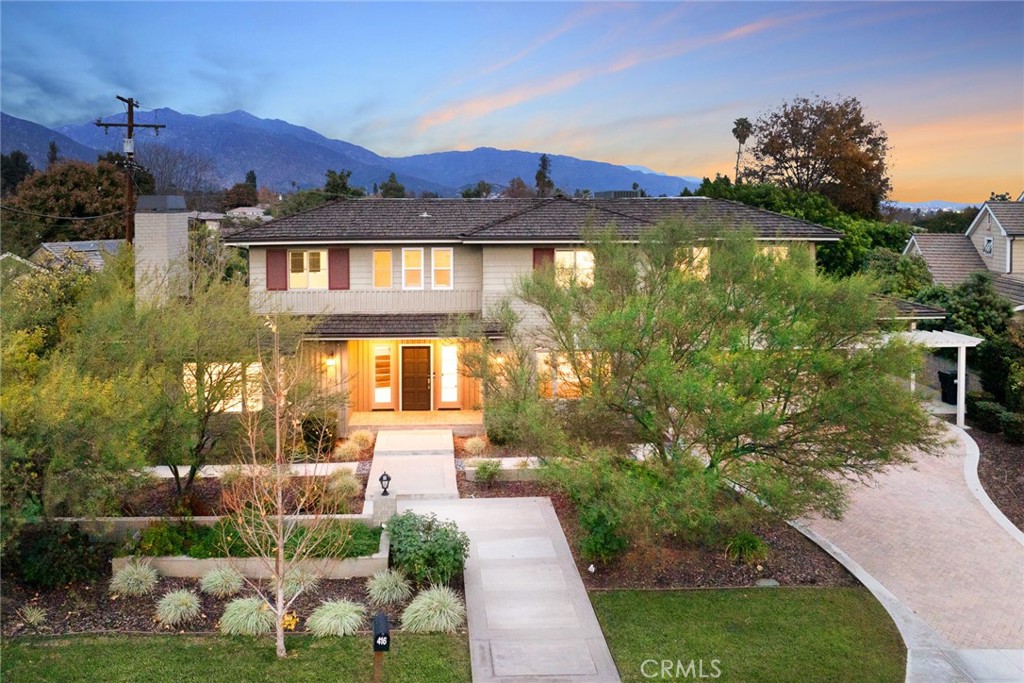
left=2, top=1, right=1021, bottom=203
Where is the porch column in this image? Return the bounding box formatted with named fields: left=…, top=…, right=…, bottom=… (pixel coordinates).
left=956, top=344, right=967, bottom=428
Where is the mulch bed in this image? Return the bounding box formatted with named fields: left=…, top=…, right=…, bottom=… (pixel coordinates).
left=972, top=425, right=1024, bottom=532
left=453, top=436, right=530, bottom=460
left=457, top=474, right=858, bottom=591
left=0, top=575, right=455, bottom=638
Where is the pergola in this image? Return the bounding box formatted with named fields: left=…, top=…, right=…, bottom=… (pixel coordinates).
left=900, top=329, right=984, bottom=427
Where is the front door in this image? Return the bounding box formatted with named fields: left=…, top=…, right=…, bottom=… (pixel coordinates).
left=401, top=346, right=431, bottom=410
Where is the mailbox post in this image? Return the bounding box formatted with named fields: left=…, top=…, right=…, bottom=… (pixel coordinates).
left=373, top=613, right=390, bottom=683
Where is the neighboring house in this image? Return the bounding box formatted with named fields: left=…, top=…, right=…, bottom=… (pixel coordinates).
left=29, top=239, right=124, bottom=271
left=904, top=198, right=1024, bottom=313
left=226, top=206, right=271, bottom=222
left=221, top=196, right=840, bottom=432
left=188, top=211, right=226, bottom=232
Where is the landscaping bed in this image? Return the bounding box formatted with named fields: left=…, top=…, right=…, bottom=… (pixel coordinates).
left=458, top=474, right=858, bottom=590
left=453, top=435, right=530, bottom=459
left=973, top=426, right=1024, bottom=532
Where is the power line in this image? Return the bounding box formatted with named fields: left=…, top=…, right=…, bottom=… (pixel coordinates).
left=0, top=205, right=128, bottom=221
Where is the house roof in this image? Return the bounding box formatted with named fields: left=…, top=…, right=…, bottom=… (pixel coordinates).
left=906, top=234, right=986, bottom=286
left=224, top=197, right=841, bottom=245
left=309, top=313, right=501, bottom=339
left=875, top=296, right=947, bottom=321
left=31, top=239, right=125, bottom=270
left=992, top=275, right=1024, bottom=311
left=983, top=201, right=1024, bottom=237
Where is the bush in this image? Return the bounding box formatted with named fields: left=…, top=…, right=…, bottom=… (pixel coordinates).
left=110, top=559, right=159, bottom=597
left=725, top=531, right=770, bottom=565
left=306, top=599, right=366, bottom=637
left=965, top=390, right=996, bottom=416
left=200, top=567, right=244, bottom=598
left=349, top=430, right=375, bottom=450
left=13, top=522, right=111, bottom=587
left=16, top=605, right=46, bottom=632
left=578, top=504, right=628, bottom=563
left=973, top=401, right=1009, bottom=433
left=464, top=437, right=487, bottom=457
left=156, top=589, right=202, bottom=626
left=313, top=469, right=361, bottom=514
left=334, top=441, right=362, bottom=461
left=138, top=521, right=189, bottom=557
left=220, top=597, right=275, bottom=636
left=387, top=511, right=470, bottom=586
left=401, top=586, right=466, bottom=633
left=283, top=569, right=320, bottom=600
left=473, top=459, right=501, bottom=487
left=302, top=414, right=337, bottom=458
left=367, top=569, right=413, bottom=607
left=1001, top=412, right=1024, bottom=445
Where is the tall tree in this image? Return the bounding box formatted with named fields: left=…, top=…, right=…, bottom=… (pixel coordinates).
left=379, top=172, right=406, bottom=198
left=46, top=141, right=60, bottom=168
left=1, top=151, right=35, bottom=197
left=223, top=182, right=259, bottom=210
left=503, top=176, right=535, bottom=198
left=749, top=95, right=891, bottom=218
left=135, top=143, right=216, bottom=197
left=244, top=169, right=257, bottom=189
left=460, top=180, right=493, bottom=198
left=324, top=169, right=364, bottom=198
left=535, top=154, right=554, bottom=198
left=731, top=117, right=753, bottom=183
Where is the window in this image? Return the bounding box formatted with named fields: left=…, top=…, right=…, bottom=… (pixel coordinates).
left=983, top=237, right=993, bottom=256
left=289, top=249, right=328, bottom=289
left=440, top=344, right=459, bottom=403
left=432, top=248, right=453, bottom=290
left=680, top=246, right=710, bottom=280
left=373, top=250, right=393, bottom=289
left=759, top=244, right=789, bottom=261
left=374, top=346, right=392, bottom=405
left=554, top=249, right=595, bottom=287
left=183, top=362, right=262, bottom=413
left=403, top=248, right=424, bottom=289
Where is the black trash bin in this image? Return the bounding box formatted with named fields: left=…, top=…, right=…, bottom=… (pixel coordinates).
left=937, top=371, right=957, bottom=405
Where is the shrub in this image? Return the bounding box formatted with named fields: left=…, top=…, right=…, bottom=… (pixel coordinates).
left=156, top=589, right=202, bottom=626
left=110, top=559, right=159, bottom=597
left=965, top=390, right=996, bottom=415
left=16, top=605, right=46, bottom=632
left=306, top=599, right=366, bottom=637
left=314, top=469, right=361, bottom=513
left=367, top=569, right=413, bottom=607
left=1001, top=412, right=1024, bottom=445
left=725, top=531, right=770, bottom=565
left=13, top=522, right=111, bottom=587
left=474, top=459, right=501, bottom=487
left=220, top=597, right=275, bottom=636
left=302, top=414, right=337, bottom=457
left=349, top=430, right=375, bottom=450
left=283, top=569, right=320, bottom=600
left=138, top=521, right=189, bottom=557
left=464, top=436, right=487, bottom=457
left=387, top=511, right=470, bottom=586
left=401, top=586, right=466, bottom=633
left=334, top=440, right=362, bottom=461
left=200, top=566, right=244, bottom=598
left=973, top=401, right=1009, bottom=433
left=578, top=503, right=628, bottom=563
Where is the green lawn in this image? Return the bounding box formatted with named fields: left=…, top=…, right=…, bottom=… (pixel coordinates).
left=1, top=633, right=471, bottom=683
left=591, top=587, right=905, bottom=683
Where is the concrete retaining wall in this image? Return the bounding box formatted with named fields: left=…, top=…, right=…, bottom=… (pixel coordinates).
left=463, top=457, right=542, bottom=482
left=56, top=513, right=374, bottom=543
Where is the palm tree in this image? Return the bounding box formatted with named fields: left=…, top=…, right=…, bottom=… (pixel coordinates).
left=732, top=117, right=753, bottom=183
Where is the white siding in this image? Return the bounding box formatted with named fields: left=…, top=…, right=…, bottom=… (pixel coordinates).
left=970, top=211, right=1009, bottom=274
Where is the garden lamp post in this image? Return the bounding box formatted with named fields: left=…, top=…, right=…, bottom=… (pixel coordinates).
left=379, top=471, right=392, bottom=496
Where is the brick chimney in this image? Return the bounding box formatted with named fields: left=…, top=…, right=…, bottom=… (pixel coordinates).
left=134, top=195, right=188, bottom=302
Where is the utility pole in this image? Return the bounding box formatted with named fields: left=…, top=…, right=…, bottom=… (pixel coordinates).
left=94, top=95, right=165, bottom=244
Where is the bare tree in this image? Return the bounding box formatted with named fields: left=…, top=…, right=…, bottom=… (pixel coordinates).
left=135, top=143, right=217, bottom=197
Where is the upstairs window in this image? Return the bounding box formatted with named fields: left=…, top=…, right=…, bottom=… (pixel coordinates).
left=983, top=237, right=993, bottom=256
left=554, top=249, right=595, bottom=287
left=403, top=248, right=424, bottom=289
left=289, top=249, right=328, bottom=289
left=374, top=250, right=393, bottom=288
left=432, top=248, right=453, bottom=290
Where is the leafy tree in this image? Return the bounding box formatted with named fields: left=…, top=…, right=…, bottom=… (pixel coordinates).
left=917, top=272, right=1013, bottom=340
left=535, top=154, right=554, bottom=198
left=460, top=180, right=493, bottom=198
left=514, top=220, right=939, bottom=554
left=244, top=169, right=257, bottom=188
left=97, top=151, right=156, bottom=194
left=631, top=182, right=648, bottom=197
left=503, top=176, right=535, bottom=198
left=1, top=150, right=35, bottom=197
left=865, top=248, right=932, bottom=299
left=731, top=117, right=753, bottom=182
left=379, top=172, right=406, bottom=198
left=749, top=95, right=891, bottom=218
left=222, top=182, right=258, bottom=210
left=323, top=169, right=364, bottom=198
left=989, top=191, right=1011, bottom=202
left=47, top=141, right=60, bottom=168
left=914, top=207, right=979, bottom=234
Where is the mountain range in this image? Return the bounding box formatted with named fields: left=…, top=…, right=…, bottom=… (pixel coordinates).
left=1, top=109, right=701, bottom=197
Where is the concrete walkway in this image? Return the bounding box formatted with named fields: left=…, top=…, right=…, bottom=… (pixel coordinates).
left=366, top=429, right=458, bottom=500
left=799, top=423, right=1024, bottom=682
left=403, top=497, right=620, bottom=683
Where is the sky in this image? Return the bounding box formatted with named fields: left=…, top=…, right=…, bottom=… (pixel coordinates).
left=1, top=1, right=1022, bottom=203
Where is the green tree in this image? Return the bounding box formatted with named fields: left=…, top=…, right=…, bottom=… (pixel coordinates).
left=460, top=180, right=493, bottom=198
left=47, top=141, right=60, bottom=168
left=379, top=172, right=406, bottom=198
left=323, top=169, right=364, bottom=198
left=535, top=154, right=554, bottom=198
left=222, top=182, right=258, bottom=210
left=750, top=95, right=891, bottom=218
left=914, top=207, right=979, bottom=234
left=988, top=191, right=1011, bottom=202
left=917, top=272, right=1013, bottom=339
left=865, top=248, right=932, bottom=299
left=244, top=169, right=257, bottom=188
left=514, top=220, right=939, bottom=554
left=731, top=117, right=753, bottom=183
left=503, top=176, right=535, bottom=198
left=97, top=151, right=156, bottom=194
left=1, top=150, right=35, bottom=197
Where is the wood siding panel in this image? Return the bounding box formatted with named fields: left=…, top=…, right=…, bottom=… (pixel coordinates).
left=970, top=212, right=1009, bottom=274
left=1012, top=239, right=1023, bottom=276
left=482, top=246, right=548, bottom=331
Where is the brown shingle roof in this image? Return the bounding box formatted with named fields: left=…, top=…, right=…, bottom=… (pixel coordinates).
left=992, top=275, right=1024, bottom=309
left=986, top=202, right=1024, bottom=237
left=875, top=296, right=947, bottom=320
left=908, top=234, right=986, bottom=286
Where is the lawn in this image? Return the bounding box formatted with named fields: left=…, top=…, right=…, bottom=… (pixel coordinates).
left=1, top=633, right=471, bottom=683
left=591, top=587, right=905, bottom=683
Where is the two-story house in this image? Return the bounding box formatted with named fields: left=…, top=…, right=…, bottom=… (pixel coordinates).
left=222, top=196, right=840, bottom=434
left=904, top=198, right=1024, bottom=313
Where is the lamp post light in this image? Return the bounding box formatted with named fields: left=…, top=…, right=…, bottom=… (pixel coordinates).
left=379, top=471, right=392, bottom=497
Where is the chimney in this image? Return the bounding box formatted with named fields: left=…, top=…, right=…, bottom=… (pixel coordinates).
left=134, top=195, right=188, bottom=303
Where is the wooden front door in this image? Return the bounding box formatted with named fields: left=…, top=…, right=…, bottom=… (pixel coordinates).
left=401, top=346, right=431, bottom=411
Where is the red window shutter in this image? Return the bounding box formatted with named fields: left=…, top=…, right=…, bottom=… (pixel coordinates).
left=533, top=247, right=554, bottom=269
left=328, top=248, right=350, bottom=290
left=266, top=248, right=287, bottom=291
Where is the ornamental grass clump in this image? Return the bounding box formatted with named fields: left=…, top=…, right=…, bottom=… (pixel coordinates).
left=220, top=597, right=275, bottom=636
left=306, top=599, right=366, bottom=637
left=109, top=560, right=159, bottom=597
left=463, top=436, right=487, bottom=457
left=349, top=430, right=375, bottom=450
left=367, top=569, right=413, bottom=607
left=725, top=531, right=769, bottom=566
left=156, top=589, right=202, bottom=627
left=17, top=605, right=47, bottom=632
left=401, top=586, right=466, bottom=633
left=334, top=441, right=362, bottom=461
left=283, top=569, right=320, bottom=600
left=200, top=567, right=244, bottom=598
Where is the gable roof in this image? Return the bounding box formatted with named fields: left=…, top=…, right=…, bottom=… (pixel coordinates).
left=966, top=201, right=1024, bottom=238
left=874, top=296, right=946, bottom=321
left=31, top=239, right=125, bottom=270
left=905, top=233, right=986, bottom=286
left=224, top=197, right=841, bottom=246
left=992, top=275, right=1024, bottom=311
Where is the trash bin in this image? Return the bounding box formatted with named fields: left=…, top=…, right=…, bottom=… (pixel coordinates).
left=938, top=371, right=957, bottom=405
